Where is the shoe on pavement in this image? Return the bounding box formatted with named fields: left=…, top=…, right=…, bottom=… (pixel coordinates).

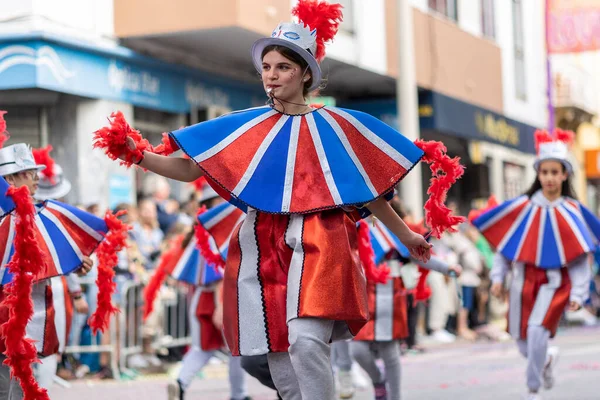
left=374, top=381, right=388, bottom=400
left=167, top=380, right=185, bottom=400
left=431, top=329, right=456, bottom=344
left=338, top=369, right=355, bottom=398
left=351, top=363, right=370, bottom=389
left=526, top=393, right=542, bottom=400
left=543, top=346, right=559, bottom=390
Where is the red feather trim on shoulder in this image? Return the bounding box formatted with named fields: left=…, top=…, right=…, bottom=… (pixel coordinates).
left=152, top=132, right=176, bottom=156
left=292, top=0, right=343, bottom=62
left=195, top=207, right=226, bottom=271
left=0, top=186, right=49, bottom=399
left=32, top=145, right=56, bottom=184
left=414, top=140, right=466, bottom=239
left=357, top=220, right=389, bottom=284
left=143, top=235, right=184, bottom=320
left=88, top=210, right=130, bottom=334
left=413, top=266, right=431, bottom=305
left=191, top=176, right=207, bottom=192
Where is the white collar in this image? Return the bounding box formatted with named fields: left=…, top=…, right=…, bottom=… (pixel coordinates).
left=531, top=190, right=564, bottom=208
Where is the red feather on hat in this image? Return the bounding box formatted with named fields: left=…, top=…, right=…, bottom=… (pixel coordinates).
left=32, top=145, right=56, bottom=185
left=292, top=0, right=343, bottom=62
left=534, top=128, right=574, bottom=153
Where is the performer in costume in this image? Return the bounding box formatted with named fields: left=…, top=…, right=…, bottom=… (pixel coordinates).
left=160, top=186, right=250, bottom=400
left=93, top=2, right=465, bottom=398
left=30, top=146, right=90, bottom=389
left=0, top=112, right=129, bottom=400
left=351, top=218, right=461, bottom=400
left=472, top=130, right=599, bottom=400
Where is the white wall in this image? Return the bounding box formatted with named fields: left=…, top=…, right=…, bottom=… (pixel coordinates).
left=496, top=0, right=548, bottom=128
left=0, top=0, right=116, bottom=46
left=326, top=0, right=388, bottom=74
left=457, top=0, right=482, bottom=37
left=551, top=52, right=600, bottom=118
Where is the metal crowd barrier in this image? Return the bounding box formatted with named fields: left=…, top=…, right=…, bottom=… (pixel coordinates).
left=63, top=279, right=192, bottom=381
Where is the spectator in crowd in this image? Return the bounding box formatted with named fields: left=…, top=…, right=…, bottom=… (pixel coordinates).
left=131, top=198, right=164, bottom=270
left=143, top=175, right=178, bottom=234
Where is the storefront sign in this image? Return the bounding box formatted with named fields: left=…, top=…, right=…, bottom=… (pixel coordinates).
left=0, top=35, right=264, bottom=113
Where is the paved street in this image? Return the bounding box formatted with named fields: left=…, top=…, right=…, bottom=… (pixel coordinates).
left=49, top=326, right=600, bottom=400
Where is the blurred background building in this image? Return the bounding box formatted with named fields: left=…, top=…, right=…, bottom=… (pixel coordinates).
left=0, top=0, right=598, bottom=213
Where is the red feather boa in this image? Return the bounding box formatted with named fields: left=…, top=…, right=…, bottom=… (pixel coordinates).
left=93, top=113, right=176, bottom=168
left=413, top=266, right=431, bottom=306
left=534, top=128, right=574, bottom=153
left=88, top=211, right=130, bottom=335
left=292, top=0, right=343, bottom=62
left=0, top=186, right=49, bottom=399
left=357, top=220, right=389, bottom=284
left=414, top=140, right=466, bottom=238
left=195, top=207, right=226, bottom=271
left=32, top=145, right=56, bottom=184
left=143, top=235, right=184, bottom=320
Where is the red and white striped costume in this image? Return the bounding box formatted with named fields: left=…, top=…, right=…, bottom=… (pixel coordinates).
left=223, top=208, right=368, bottom=356
left=189, top=285, right=225, bottom=351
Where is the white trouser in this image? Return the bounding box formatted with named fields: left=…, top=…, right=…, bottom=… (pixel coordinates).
left=351, top=341, right=402, bottom=400
left=516, top=325, right=551, bottom=392
left=34, top=354, right=58, bottom=390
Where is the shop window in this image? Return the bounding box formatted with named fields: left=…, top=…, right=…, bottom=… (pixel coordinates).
left=513, top=0, right=527, bottom=100
left=429, top=0, right=458, bottom=22
left=503, top=161, right=526, bottom=199
left=481, top=0, right=495, bottom=39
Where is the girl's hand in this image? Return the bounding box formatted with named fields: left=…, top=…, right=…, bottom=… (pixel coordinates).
left=77, top=256, right=94, bottom=276
left=568, top=301, right=581, bottom=312
left=490, top=282, right=506, bottom=300
left=212, top=305, right=224, bottom=331
left=118, top=136, right=139, bottom=162
left=448, top=264, right=462, bottom=277
left=400, top=231, right=432, bottom=263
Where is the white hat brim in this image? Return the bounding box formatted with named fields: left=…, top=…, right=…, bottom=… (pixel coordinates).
left=533, top=158, right=573, bottom=175
left=252, top=38, right=322, bottom=92
left=0, top=164, right=46, bottom=177
left=35, top=178, right=72, bottom=201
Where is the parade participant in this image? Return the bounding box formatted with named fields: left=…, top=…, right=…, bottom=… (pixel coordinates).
left=351, top=218, right=461, bottom=400
left=30, top=146, right=90, bottom=389
left=472, top=129, right=599, bottom=400
left=0, top=112, right=129, bottom=400
left=153, top=186, right=249, bottom=400
left=93, top=1, right=465, bottom=398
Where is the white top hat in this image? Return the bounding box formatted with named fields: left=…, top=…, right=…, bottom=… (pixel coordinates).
left=252, top=22, right=322, bottom=92
left=251, top=0, right=343, bottom=93
left=0, top=144, right=46, bottom=177
left=35, top=163, right=72, bottom=201
left=533, top=130, right=574, bottom=175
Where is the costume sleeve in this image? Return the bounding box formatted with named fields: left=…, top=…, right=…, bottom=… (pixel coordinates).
left=491, top=253, right=511, bottom=284
left=66, top=274, right=82, bottom=294
left=416, top=255, right=451, bottom=275
left=568, top=256, right=591, bottom=305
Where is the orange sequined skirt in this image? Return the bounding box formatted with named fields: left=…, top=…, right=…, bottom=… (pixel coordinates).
left=223, top=209, right=369, bottom=356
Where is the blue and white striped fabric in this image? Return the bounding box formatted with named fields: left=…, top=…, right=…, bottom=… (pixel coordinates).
left=170, top=106, right=423, bottom=214
left=169, top=238, right=222, bottom=286
left=367, top=217, right=410, bottom=265
left=0, top=176, right=15, bottom=217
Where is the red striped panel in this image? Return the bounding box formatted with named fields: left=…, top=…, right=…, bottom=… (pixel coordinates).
left=392, top=278, right=409, bottom=340
left=483, top=201, right=529, bottom=247
left=519, top=265, right=543, bottom=339
left=555, top=210, right=585, bottom=262
left=33, top=226, right=59, bottom=279
left=256, top=213, right=291, bottom=353
left=223, top=223, right=243, bottom=356
left=200, top=114, right=282, bottom=191
left=62, top=277, right=73, bottom=349
left=196, top=290, right=225, bottom=351
left=326, top=110, right=408, bottom=194
left=208, top=208, right=244, bottom=249
left=354, top=281, right=377, bottom=341
left=517, top=208, right=541, bottom=264
left=45, top=207, right=101, bottom=256
left=42, top=284, right=59, bottom=356
left=289, top=118, right=335, bottom=213
left=541, top=268, right=571, bottom=337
